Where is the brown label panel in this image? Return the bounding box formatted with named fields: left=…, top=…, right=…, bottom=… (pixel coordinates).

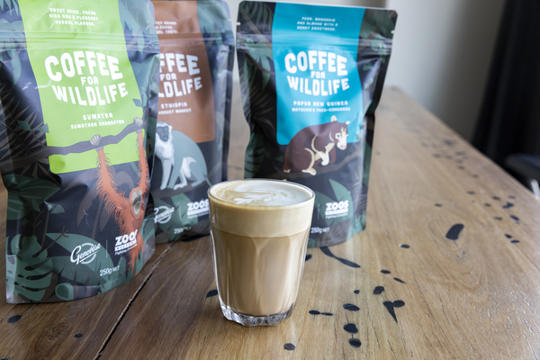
left=153, top=1, right=215, bottom=143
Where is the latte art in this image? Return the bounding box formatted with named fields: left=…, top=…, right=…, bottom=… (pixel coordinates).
left=211, top=180, right=312, bottom=207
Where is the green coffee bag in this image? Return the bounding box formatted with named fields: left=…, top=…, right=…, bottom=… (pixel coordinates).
left=0, top=0, right=160, bottom=302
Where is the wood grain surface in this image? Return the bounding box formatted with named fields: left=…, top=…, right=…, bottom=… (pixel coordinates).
left=1, top=87, right=539, bottom=359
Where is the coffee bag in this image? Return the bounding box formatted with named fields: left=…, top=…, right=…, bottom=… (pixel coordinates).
left=237, top=2, right=397, bottom=247
left=0, top=0, right=160, bottom=302
left=151, top=0, right=234, bottom=243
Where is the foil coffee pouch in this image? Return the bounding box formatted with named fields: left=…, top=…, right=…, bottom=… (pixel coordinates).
left=0, top=0, right=160, bottom=303
left=151, top=0, right=234, bottom=243
left=237, top=2, right=397, bottom=247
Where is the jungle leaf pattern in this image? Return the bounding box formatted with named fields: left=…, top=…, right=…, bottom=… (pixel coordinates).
left=55, top=282, right=75, bottom=301
left=329, top=179, right=354, bottom=221
left=3, top=174, right=59, bottom=220
left=6, top=235, right=53, bottom=303
left=199, top=0, right=235, bottom=184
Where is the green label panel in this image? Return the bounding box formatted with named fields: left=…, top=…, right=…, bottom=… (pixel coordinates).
left=18, top=0, right=143, bottom=174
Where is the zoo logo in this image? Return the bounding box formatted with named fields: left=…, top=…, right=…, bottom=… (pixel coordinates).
left=70, top=243, right=101, bottom=265
left=187, top=199, right=209, bottom=218
left=155, top=205, right=175, bottom=224
left=325, top=200, right=349, bottom=219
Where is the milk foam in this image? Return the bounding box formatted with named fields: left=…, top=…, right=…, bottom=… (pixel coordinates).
left=211, top=180, right=312, bottom=206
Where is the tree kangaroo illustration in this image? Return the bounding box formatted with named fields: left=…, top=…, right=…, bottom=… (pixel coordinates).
left=90, top=117, right=148, bottom=272
left=283, top=116, right=350, bottom=176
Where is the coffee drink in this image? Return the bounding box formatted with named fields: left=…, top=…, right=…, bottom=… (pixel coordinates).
left=208, top=179, right=314, bottom=326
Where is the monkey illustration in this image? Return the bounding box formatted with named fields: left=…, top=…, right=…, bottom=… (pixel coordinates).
left=154, top=122, right=208, bottom=190
left=155, top=122, right=174, bottom=190
left=283, top=116, right=350, bottom=176
left=91, top=117, right=148, bottom=272
left=175, top=157, right=197, bottom=189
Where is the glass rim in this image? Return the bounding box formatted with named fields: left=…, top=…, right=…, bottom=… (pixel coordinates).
left=208, top=179, right=315, bottom=211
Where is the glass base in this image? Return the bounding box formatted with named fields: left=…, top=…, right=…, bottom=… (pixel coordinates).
left=220, top=302, right=295, bottom=327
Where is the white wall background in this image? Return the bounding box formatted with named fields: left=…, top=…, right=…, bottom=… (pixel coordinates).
left=385, top=0, right=505, bottom=140
left=225, top=0, right=505, bottom=141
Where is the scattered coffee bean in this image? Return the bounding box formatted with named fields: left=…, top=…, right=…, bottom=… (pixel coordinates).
left=373, top=286, right=385, bottom=295
left=284, top=343, right=295, bottom=351
left=7, top=315, right=21, bottom=323
left=343, top=323, right=358, bottom=334
left=343, top=303, right=360, bottom=311
left=349, top=338, right=362, bottom=348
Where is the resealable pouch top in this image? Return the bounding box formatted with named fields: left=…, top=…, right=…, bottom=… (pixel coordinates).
left=0, top=0, right=160, bottom=303
left=237, top=2, right=397, bottom=247
left=151, top=0, right=234, bottom=243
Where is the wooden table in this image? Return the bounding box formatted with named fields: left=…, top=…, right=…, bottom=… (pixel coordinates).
left=0, top=87, right=539, bottom=359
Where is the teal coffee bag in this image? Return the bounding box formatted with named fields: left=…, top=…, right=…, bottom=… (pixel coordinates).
left=0, top=0, right=160, bottom=302
left=237, top=2, right=397, bottom=247
left=151, top=0, right=234, bottom=243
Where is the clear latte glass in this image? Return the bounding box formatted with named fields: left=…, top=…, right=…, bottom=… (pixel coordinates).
left=208, top=179, right=315, bottom=326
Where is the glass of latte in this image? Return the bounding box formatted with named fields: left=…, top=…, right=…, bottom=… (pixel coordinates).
left=208, top=179, right=315, bottom=326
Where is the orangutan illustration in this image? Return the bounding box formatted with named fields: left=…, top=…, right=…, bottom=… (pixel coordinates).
left=90, top=118, right=148, bottom=272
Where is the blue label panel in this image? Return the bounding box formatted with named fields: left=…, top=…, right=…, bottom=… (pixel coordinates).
left=272, top=4, right=365, bottom=145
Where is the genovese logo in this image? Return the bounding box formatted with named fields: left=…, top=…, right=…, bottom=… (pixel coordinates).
left=70, top=243, right=101, bottom=265
left=155, top=205, right=175, bottom=224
